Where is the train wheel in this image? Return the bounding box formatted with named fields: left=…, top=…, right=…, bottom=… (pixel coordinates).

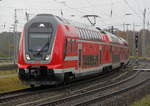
left=64, top=72, right=75, bottom=83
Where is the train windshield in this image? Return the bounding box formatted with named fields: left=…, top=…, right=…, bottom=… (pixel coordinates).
left=29, top=33, right=50, bottom=52
left=28, top=22, right=53, bottom=52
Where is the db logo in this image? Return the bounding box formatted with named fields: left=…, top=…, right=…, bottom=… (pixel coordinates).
left=35, top=61, right=40, bottom=64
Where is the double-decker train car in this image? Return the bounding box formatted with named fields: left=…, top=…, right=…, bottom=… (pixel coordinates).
left=18, top=14, right=129, bottom=87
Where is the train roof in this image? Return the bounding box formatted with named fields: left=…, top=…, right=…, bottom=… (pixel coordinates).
left=34, top=14, right=128, bottom=46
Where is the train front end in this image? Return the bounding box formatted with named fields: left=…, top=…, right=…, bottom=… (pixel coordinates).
left=18, top=14, right=65, bottom=86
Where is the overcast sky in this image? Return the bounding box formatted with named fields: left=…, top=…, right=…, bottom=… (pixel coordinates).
left=0, top=0, right=150, bottom=32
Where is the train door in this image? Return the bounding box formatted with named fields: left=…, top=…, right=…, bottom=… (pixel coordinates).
left=110, top=45, right=112, bottom=64
left=78, top=43, right=82, bottom=72
left=99, top=48, right=102, bottom=65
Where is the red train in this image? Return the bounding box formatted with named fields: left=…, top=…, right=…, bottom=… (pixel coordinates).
left=18, top=14, right=129, bottom=87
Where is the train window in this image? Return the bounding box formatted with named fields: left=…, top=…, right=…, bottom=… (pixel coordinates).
left=88, top=30, right=91, bottom=39
left=97, top=32, right=100, bottom=39
left=103, top=46, right=105, bottom=55
left=83, top=55, right=98, bottom=66
left=76, top=27, right=81, bottom=38
left=87, top=29, right=90, bottom=39
left=82, top=29, right=86, bottom=39
left=74, top=40, right=77, bottom=52
left=83, top=29, right=86, bottom=39
left=79, top=49, right=82, bottom=67
left=97, top=32, right=100, bottom=40
left=94, top=31, right=96, bottom=39
left=94, top=32, right=97, bottom=39
left=70, top=39, right=73, bottom=52
left=80, top=28, right=85, bottom=39
left=90, top=30, right=93, bottom=40
left=95, top=31, right=98, bottom=40
left=86, top=29, right=90, bottom=39
left=96, top=32, right=98, bottom=39
left=28, top=33, right=50, bottom=52
left=110, top=46, right=112, bottom=54
left=84, top=29, right=88, bottom=39
left=79, top=28, right=83, bottom=39
left=100, top=49, right=102, bottom=64
left=99, top=32, right=102, bottom=40
left=64, top=39, right=67, bottom=58
left=92, top=31, right=95, bottom=39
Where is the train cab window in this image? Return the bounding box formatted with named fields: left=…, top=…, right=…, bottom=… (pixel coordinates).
left=28, top=22, right=53, bottom=52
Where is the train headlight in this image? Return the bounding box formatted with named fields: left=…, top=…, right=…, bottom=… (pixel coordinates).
left=45, top=55, right=50, bottom=60
left=26, top=54, right=31, bottom=60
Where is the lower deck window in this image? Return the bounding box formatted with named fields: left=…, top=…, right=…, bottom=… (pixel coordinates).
left=83, top=55, right=98, bottom=66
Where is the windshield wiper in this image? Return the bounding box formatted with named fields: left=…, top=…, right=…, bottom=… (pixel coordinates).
left=36, top=41, right=50, bottom=55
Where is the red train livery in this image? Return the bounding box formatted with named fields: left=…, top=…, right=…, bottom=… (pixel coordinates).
left=18, top=14, right=129, bottom=87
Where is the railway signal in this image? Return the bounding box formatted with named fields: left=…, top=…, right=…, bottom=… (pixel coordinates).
left=135, top=33, right=138, bottom=48
left=135, top=33, right=138, bottom=63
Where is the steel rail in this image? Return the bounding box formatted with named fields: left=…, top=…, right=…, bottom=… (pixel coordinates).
left=18, top=70, right=140, bottom=106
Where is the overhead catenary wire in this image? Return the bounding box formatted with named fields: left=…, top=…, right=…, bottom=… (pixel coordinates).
left=0, top=0, right=147, bottom=32
left=132, top=0, right=143, bottom=13
left=123, top=0, right=142, bottom=19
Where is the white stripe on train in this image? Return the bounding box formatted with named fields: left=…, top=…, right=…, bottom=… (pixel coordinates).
left=64, top=56, right=79, bottom=61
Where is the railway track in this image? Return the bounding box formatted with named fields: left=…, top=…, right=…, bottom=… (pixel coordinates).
left=18, top=70, right=142, bottom=106
left=1, top=61, right=149, bottom=106
left=0, top=64, right=17, bottom=70
left=74, top=77, right=149, bottom=106
left=0, top=67, right=134, bottom=106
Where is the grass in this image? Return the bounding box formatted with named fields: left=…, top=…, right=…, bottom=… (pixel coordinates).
left=130, top=56, right=150, bottom=61
left=130, top=95, right=150, bottom=106
left=0, top=70, right=17, bottom=75
left=0, top=70, right=29, bottom=93
left=0, top=75, right=29, bottom=93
